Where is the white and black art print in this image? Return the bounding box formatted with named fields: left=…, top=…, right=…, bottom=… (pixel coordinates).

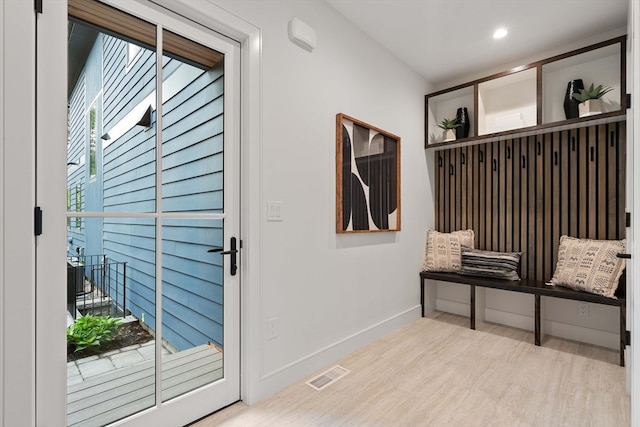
left=336, top=114, right=400, bottom=233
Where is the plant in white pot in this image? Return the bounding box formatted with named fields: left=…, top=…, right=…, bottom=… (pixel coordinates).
left=438, top=118, right=460, bottom=142
left=571, top=83, right=613, bottom=118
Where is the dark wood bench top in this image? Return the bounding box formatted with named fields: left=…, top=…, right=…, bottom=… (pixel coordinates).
left=420, top=271, right=625, bottom=306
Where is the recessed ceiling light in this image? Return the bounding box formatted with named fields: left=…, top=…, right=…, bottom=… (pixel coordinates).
left=493, top=28, right=508, bottom=39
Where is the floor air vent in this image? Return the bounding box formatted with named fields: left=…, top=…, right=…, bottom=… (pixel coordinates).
left=306, top=365, right=350, bottom=391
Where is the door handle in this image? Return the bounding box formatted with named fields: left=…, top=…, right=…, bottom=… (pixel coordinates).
left=208, top=237, right=238, bottom=275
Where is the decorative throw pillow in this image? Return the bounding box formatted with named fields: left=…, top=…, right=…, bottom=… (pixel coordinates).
left=459, top=247, right=522, bottom=281
left=550, top=235, right=626, bottom=298
left=423, top=229, right=475, bottom=272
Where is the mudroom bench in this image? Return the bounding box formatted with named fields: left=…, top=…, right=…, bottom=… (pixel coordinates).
left=419, top=271, right=626, bottom=366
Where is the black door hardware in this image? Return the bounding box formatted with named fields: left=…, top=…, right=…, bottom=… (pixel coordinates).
left=208, top=236, right=238, bottom=276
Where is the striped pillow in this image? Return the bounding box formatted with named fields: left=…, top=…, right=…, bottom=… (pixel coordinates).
left=459, top=247, right=522, bottom=281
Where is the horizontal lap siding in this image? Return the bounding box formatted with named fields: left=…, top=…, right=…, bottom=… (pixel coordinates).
left=70, top=31, right=226, bottom=350
left=102, top=218, right=156, bottom=329
left=160, top=65, right=225, bottom=348
left=162, top=69, right=224, bottom=212
left=434, top=123, right=625, bottom=281
left=68, top=77, right=86, bottom=166
left=103, top=36, right=154, bottom=131
left=103, top=39, right=182, bottom=132
left=102, top=61, right=225, bottom=350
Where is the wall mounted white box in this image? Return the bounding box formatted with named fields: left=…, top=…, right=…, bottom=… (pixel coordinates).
left=288, top=18, right=316, bottom=52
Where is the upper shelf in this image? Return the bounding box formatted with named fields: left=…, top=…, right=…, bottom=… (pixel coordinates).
left=425, top=36, right=626, bottom=149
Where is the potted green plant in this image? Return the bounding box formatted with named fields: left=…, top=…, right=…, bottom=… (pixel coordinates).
left=571, top=83, right=613, bottom=118
left=438, top=117, right=460, bottom=142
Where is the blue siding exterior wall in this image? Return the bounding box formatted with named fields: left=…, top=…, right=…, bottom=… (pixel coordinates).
left=67, top=28, right=225, bottom=351
left=67, top=75, right=86, bottom=251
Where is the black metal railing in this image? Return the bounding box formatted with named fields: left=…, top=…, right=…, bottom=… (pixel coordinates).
left=67, top=254, right=128, bottom=319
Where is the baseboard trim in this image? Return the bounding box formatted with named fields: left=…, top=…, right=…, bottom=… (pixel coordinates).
left=249, top=305, right=421, bottom=404
left=485, top=308, right=534, bottom=332
left=543, top=319, right=618, bottom=349
left=437, top=300, right=618, bottom=350
left=436, top=299, right=469, bottom=317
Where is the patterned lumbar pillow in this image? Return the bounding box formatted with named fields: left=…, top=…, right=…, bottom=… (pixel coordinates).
left=550, top=235, right=626, bottom=298
left=459, top=247, right=522, bottom=281
left=423, top=229, right=475, bottom=272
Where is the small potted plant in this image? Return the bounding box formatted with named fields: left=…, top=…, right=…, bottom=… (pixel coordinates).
left=438, top=117, right=460, bottom=142
left=571, top=83, right=613, bottom=118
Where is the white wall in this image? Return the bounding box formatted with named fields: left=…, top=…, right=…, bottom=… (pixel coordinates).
left=209, top=0, right=432, bottom=403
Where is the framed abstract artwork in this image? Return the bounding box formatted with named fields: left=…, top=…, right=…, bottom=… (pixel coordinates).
left=336, top=113, right=401, bottom=233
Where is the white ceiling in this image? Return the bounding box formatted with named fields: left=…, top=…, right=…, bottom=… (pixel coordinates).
left=326, top=0, right=629, bottom=89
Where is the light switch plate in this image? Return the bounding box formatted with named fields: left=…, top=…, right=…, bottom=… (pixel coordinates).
left=267, top=201, right=283, bottom=222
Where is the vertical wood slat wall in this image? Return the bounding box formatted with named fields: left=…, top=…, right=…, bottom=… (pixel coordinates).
left=434, top=122, right=626, bottom=282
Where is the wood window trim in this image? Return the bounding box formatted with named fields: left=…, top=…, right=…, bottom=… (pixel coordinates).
left=68, top=0, right=223, bottom=69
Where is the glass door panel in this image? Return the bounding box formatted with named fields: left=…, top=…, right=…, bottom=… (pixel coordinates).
left=159, top=32, right=228, bottom=400
left=160, top=33, right=225, bottom=215
left=66, top=217, right=157, bottom=427
left=161, top=218, right=225, bottom=401
left=67, top=17, right=157, bottom=215
left=66, top=12, right=160, bottom=425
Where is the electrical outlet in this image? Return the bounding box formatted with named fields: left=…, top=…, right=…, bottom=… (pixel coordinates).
left=578, top=302, right=589, bottom=317
left=268, top=318, right=279, bottom=340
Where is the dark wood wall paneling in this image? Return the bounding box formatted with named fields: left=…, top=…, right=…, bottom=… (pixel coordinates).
left=434, top=122, right=626, bottom=281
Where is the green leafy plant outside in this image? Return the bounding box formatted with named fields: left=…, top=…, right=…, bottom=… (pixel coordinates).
left=571, top=83, right=613, bottom=102
left=67, top=314, right=122, bottom=352
left=438, top=117, right=461, bottom=130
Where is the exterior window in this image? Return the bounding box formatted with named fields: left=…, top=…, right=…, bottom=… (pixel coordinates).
left=75, top=183, right=81, bottom=229
left=89, top=106, right=97, bottom=179
left=127, top=42, right=141, bottom=68
left=67, top=188, right=71, bottom=227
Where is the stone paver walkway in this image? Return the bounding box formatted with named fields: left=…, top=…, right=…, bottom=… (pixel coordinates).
left=67, top=340, right=170, bottom=386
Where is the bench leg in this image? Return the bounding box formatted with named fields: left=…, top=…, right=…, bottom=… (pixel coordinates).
left=420, top=276, right=425, bottom=318
left=620, top=303, right=626, bottom=367
left=534, top=294, right=541, bottom=346
left=470, top=285, right=476, bottom=330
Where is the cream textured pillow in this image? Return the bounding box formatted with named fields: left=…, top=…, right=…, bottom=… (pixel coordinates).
left=423, top=229, right=475, bottom=272
left=550, top=235, right=626, bottom=298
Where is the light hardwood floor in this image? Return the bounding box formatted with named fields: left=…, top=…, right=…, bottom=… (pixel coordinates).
left=193, top=311, right=630, bottom=426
